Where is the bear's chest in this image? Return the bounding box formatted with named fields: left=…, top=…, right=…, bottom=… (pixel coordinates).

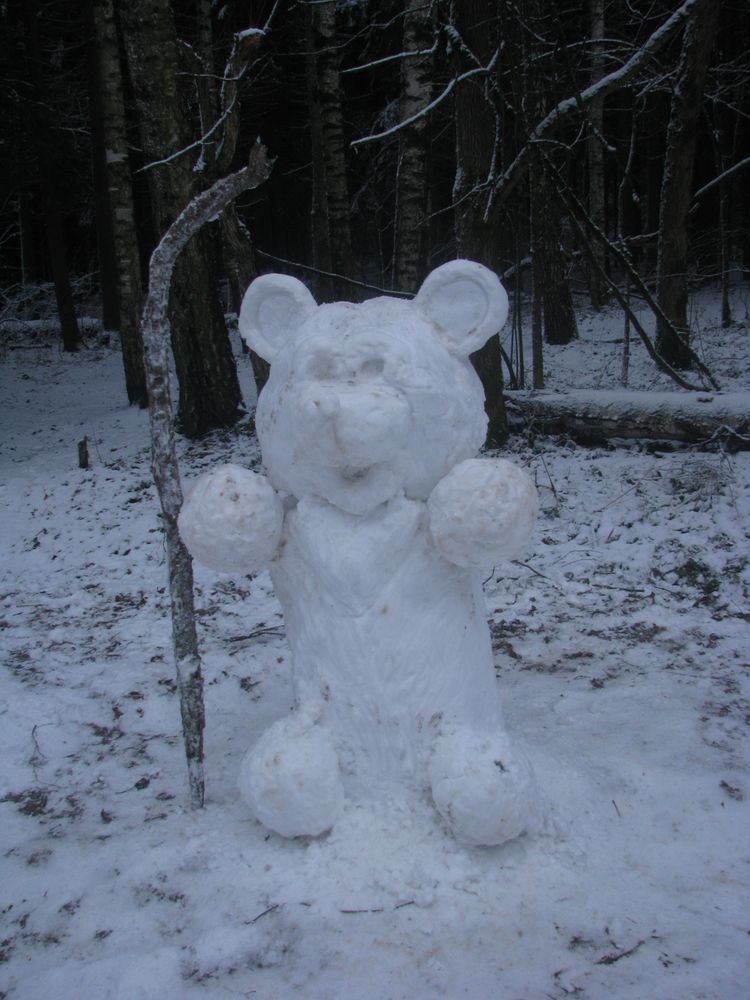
left=274, top=494, right=424, bottom=615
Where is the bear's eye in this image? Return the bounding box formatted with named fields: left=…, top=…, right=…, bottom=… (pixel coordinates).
left=359, top=357, right=385, bottom=377
left=307, top=352, right=337, bottom=380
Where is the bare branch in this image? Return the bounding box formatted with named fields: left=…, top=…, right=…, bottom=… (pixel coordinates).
left=136, top=96, right=240, bottom=175
left=342, top=42, right=438, bottom=75
left=489, top=0, right=701, bottom=205
left=692, top=155, right=750, bottom=204
left=543, top=154, right=719, bottom=392
left=351, top=52, right=498, bottom=149
left=255, top=248, right=411, bottom=297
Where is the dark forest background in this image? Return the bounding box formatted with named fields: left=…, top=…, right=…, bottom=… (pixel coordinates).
left=1, top=0, right=748, bottom=442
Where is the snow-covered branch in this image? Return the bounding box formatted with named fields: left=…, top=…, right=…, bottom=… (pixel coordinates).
left=351, top=53, right=498, bottom=149
left=139, top=25, right=266, bottom=177
left=342, top=42, right=438, bottom=75
left=692, top=155, right=750, bottom=204
left=489, top=0, right=700, bottom=203
left=137, top=97, right=240, bottom=175
left=141, top=144, right=273, bottom=810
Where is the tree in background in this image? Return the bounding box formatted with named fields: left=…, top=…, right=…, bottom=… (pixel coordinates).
left=17, top=0, right=83, bottom=353
left=392, top=0, right=435, bottom=294
left=304, top=0, right=354, bottom=301
left=119, top=0, right=243, bottom=437
left=87, top=0, right=147, bottom=406
left=1, top=0, right=748, bottom=408
left=451, top=0, right=508, bottom=443
left=656, top=0, right=720, bottom=369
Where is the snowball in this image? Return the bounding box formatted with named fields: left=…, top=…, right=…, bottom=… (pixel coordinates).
left=178, top=464, right=283, bottom=573
left=429, top=727, right=538, bottom=846
left=428, top=458, right=538, bottom=568
left=238, top=712, right=344, bottom=838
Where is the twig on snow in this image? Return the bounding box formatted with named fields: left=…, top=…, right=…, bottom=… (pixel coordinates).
left=595, top=938, right=646, bottom=965
left=246, top=903, right=281, bottom=924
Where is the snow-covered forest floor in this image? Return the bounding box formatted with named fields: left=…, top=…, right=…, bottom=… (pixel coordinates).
left=1, top=287, right=749, bottom=999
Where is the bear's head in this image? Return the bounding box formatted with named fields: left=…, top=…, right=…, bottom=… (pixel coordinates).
left=239, top=260, right=508, bottom=516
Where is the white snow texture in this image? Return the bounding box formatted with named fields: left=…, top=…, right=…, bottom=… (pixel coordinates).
left=180, top=260, right=539, bottom=844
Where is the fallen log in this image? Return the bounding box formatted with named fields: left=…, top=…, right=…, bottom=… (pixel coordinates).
left=505, top=389, right=750, bottom=449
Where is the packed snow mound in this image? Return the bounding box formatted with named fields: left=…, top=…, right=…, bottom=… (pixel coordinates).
left=178, top=464, right=283, bottom=573
left=428, top=458, right=539, bottom=568
left=430, top=727, right=539, bottom=846
left=182, top=261, right=538, bottom=842
left=238, top=710, right=344, bottom=839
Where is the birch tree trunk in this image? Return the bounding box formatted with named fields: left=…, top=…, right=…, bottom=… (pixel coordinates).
left=89, top=0, right=147, bottom=406
left=453, top=0, right=508, bottom=447
left=656, top=0, right=719, bottom=368
left=120, top=0, right=243, bottom=437
left=393, top=0, right=435, bottom=293
left=142, top=146, right=273, bottom=810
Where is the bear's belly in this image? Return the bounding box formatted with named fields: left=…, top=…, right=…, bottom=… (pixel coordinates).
left=269, top=494, right=502, bottom=785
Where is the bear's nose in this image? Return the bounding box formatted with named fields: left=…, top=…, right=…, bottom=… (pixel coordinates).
left=332, top=389, right=410, bottom=463
left=313, top=393, right=341, bottom=418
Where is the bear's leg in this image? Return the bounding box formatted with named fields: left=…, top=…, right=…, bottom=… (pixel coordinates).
left=428, top=727, right=538, bottom=846
left=238, top=706, right=344, bottom=838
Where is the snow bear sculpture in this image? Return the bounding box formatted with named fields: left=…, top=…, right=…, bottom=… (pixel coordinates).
left=178, top=260, right=539, bottom=845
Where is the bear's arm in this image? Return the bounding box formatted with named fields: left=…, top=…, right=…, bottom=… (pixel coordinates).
left=427, top=458, right=538, bottom=570
left=178, top=464, right=285, bottom=574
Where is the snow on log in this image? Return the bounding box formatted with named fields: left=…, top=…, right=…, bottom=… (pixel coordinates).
left=505, top=389, right=750, bottom=448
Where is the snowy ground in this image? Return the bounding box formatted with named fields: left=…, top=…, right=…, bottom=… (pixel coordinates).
left=1, top=287, right=749, bottom=999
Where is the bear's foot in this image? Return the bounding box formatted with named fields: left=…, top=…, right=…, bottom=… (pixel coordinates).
left=238, top=708, right=344, bottom=838
left=429, top=727, right=537, bottom=846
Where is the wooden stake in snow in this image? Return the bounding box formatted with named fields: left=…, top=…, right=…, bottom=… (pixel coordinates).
left=141, top=143, right=273, bottom=808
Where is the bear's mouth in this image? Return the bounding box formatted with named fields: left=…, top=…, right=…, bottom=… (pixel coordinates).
left=339, top=465, right=371, bottom=483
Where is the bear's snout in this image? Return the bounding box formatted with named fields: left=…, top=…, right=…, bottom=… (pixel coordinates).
left=308, top=385, right=411, bottom=467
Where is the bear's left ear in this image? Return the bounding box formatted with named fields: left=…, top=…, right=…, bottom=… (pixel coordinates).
left=239, top=274, right=317, bottom=363
left=414, top=259, right=508, bottom=356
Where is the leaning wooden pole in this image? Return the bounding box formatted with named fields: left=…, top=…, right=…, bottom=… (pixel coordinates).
left=141, top=144, right=273, bottom=807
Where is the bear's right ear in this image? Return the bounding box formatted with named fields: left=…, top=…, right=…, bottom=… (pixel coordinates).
left=239, top=274, right=317, bottom=363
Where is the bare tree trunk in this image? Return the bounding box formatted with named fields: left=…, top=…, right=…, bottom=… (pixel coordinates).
left=453, top=0, right=508, bottom=447
left=305, top=19, right=334, bottom=302
left=393, top=0, right=435, bottom=293
left=520, top=0, right=577, bottom=348
left=542, top=243, right=578, bottom=345
left=21, top=0, right=81, bottom=353
left=142, top=147, right=273, bottom=809
left=120, top=0, right=243, bottom=437
left=304, top=0, right=353, bottom=300
left=43, top=187, right=82, bottom=353
left=17, top=186, right=40, bottom=285
left=212, top=25, right=268, bottom=390
left=87, top=20, right=120, bottom=334
left=587, top=0, right=608, bottom=308
left=529, top=161, right=544, bottom=390
left=89, top=0, right=147, bottom=406
left=656, top=0, right=719, bottom=368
